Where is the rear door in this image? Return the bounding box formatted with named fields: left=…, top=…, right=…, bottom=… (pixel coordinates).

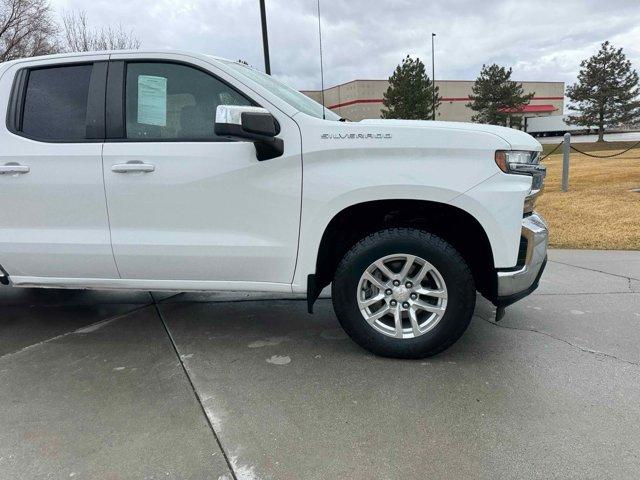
left=0, top=56, right=119, bottom=280
left=101, top=55, right=302, bottom=285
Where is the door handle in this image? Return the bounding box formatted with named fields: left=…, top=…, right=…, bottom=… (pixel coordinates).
left=0, top=164, right=30, bottom=175
left=111, top=162, right=155, bottom=173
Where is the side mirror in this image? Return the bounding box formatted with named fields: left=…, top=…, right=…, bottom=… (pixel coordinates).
left=214, top=105, right=284, bottom=161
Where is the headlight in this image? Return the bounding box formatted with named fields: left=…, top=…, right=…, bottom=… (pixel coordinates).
left=496, top=150, right=547, bottom=214
left=494, top=150, right=542, bottom=174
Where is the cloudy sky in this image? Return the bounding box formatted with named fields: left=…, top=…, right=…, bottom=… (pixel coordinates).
left=50, top=0, right=640, bottom=91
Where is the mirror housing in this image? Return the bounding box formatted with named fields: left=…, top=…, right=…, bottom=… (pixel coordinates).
left=214, top=105, right=284, bottom=161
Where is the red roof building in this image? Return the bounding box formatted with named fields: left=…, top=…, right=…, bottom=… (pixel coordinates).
left=498, top=104, right=558, bottom=114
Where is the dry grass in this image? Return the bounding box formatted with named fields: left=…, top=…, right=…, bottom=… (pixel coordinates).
left=536, top=142, right=640, bottom=250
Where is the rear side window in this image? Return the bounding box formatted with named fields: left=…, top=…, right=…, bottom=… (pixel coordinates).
left=20, top=65, right=92, bottom=141
left=124, top=62, right=252, bottom=141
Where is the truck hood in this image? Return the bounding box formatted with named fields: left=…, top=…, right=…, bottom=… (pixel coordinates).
left=359, top=119, right=542, bottom=152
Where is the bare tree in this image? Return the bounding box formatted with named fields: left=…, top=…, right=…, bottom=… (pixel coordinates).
left=0, top=0, right=58, bottom=62
left=61, top=10, right=140, bottom=52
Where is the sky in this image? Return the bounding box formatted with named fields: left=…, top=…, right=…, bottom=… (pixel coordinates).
left=49, top=0, right=640, bottom=92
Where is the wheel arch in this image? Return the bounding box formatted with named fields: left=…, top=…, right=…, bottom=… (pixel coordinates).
left=306, top=199, right=497, bottom=312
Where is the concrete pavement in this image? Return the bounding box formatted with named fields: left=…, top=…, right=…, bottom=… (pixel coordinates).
left=0, top=294, right=233, bottom=480
left=0, top=249, right=639, bottom=479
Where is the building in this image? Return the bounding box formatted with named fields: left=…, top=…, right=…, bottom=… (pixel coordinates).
left=302, top=79, right=564, bottom=124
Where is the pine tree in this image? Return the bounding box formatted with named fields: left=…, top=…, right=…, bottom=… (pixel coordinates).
left=382, top=55, right=440, bottom=120
left=567, top=41, right=640, bottom=142
left=466, top=64, right=534, bottom=127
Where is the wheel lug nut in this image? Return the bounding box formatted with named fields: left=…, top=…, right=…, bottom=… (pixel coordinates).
left=410, top=293, right=418, bottom=300
left=393, top=280, right=400, bottom=287
left=402, top=302, right=410, bottom=309
left=385, top=289, right=393, bottom=296
left=390, top=300, right=397, bottom=306
left=405, top=281, right=413, bottom=288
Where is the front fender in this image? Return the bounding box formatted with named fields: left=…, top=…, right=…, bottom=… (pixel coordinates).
left=292, top=173, right=531, bottom=292
left=292, top=184, right=489, bottom=292
left=449, top=172, right=531, bottom=268
left=291, top=117, right=516, bottom=292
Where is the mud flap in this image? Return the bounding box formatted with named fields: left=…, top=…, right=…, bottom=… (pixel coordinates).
left=306, top=274, right=321, bottom=314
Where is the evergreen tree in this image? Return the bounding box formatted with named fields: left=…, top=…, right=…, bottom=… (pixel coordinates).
left=567, top=41, right=640, bottom=142
left=467, top=64, right=534, bottom=127
left=382, top=55, right=440, bottom=120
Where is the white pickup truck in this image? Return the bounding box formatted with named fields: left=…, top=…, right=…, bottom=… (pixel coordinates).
left=0, top=51, right=548, bottom=358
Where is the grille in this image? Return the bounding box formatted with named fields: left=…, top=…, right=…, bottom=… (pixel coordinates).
left=516, top=236, right=528, bottom=268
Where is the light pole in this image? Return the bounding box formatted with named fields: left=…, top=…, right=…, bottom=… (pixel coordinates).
left=259, top=0, right=271, bottom=75
left=431, top=33, right=436, bottom=120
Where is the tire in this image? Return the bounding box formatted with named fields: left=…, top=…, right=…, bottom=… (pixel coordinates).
left=332, top=228, right=475, bottom=359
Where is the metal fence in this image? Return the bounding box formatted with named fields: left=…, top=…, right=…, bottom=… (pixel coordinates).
left=541, top=133, right=640, bottom=192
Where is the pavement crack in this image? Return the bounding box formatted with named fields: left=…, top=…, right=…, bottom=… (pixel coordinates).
left=548, top=259, right=639, bottom=284
left=150, top=293, right=239, bottom=480
left=477, top=314, right=640, bottom=367
left=0, top=303, right=152, bottom=362
left=0, top=293, right=184, bottom=361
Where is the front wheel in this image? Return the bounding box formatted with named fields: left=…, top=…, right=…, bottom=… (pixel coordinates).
left=332, top=228, right=476, bottom=358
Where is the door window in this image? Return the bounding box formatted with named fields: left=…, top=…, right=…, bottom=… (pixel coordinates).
left=21, top=64, right=93, bottom=141
left=125, top=62, right=252, bottom=141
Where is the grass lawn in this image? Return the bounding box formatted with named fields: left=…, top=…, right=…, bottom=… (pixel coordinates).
left=536, top=141, right=640, bottom=250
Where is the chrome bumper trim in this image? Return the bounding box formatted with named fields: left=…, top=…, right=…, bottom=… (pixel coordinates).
left=497, top=212, right=548, bottom=298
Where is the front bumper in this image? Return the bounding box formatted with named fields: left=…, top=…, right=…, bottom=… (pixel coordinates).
left=496, top=212, right=548, bottom=307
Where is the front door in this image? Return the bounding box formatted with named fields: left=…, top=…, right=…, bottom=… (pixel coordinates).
left=102, top=59, right=302, bottom=286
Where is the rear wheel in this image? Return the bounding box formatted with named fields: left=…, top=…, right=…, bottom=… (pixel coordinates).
left=332, top=228, right=475, bottom=358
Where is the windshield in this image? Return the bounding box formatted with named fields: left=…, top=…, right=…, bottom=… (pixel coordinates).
left=222, top=60, right=341, bottom=121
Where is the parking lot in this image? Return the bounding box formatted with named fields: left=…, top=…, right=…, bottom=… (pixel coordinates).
left=1, top=249, right=639, bottom=480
